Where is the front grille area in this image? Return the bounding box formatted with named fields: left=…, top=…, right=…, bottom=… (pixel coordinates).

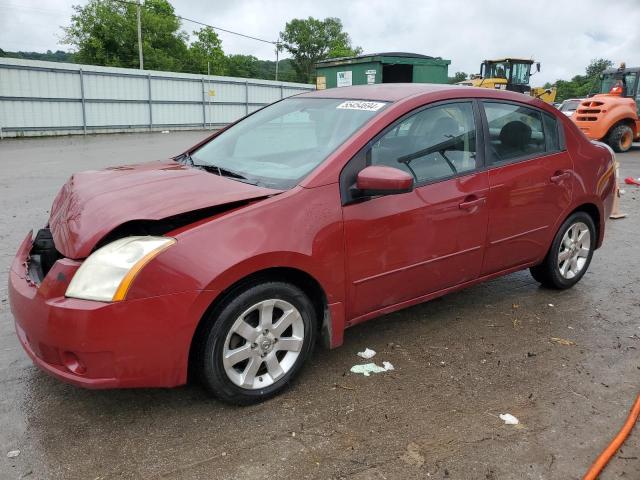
left=27, top=228, right=62, bottom=284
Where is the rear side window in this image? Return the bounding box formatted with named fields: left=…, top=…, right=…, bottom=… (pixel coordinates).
left=483, top=102, right=546, bottom=163
left=542, top=113, right=560, bottom=152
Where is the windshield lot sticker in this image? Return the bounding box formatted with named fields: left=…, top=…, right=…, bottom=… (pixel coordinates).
left=337, top=101, right=386, bottom=111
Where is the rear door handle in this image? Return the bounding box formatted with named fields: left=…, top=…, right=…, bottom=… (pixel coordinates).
left=550, top=171, right=571, bottom=183
left=459, top=196, right=485, bottom=211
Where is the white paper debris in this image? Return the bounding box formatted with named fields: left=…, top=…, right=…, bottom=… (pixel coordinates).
left=548, top=304, right=554, bottom=307
left=350, top=362, right=394, bottom=376
left=7, top=450, right=20, bottom=458
left=357, top=348, right=376, bottom=359
left=499, top=413, right=519, bottom=425
left=161, top=130, right=170, bottom=134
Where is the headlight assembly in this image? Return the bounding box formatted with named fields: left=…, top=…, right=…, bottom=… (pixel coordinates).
left=65, top=236, right=176, bottom=302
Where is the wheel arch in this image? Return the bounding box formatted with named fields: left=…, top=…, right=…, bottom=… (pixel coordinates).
left=187, top=266, right=330, bottom=380
left=568, top=202, right=602, bottom=248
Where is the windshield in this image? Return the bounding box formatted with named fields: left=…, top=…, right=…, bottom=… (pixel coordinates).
left=484, top=61, right=531, bottom=85
left=560, top=100, right=581, bottom=112
left=485, top=62, right=510, bottom=79
left=191, top=97, right=387, bottom=189
left=510, top=62, right=531, bottom=85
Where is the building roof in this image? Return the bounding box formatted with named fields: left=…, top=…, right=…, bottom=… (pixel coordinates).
left=316, top=52, right=438, bottom=65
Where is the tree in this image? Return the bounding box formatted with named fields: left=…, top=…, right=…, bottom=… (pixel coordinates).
left=62, top=0, right=189, bottom=71
left=448, top=72, right=468, bottom=84
left=279, top=17, right=362, bottom=83
left=185, top=27, right=225, bottom=75
left=224, top=54, right=260, bottom=78
left=585, top=58, right=613, bottom=78
left=551, top=58, right=614, bottom=102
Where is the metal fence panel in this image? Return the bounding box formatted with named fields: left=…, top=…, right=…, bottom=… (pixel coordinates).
left=153, top=103, right=202, bottom=126
left=86, top=102, right=149, bottom=127
left=0, top=100, right=82, bottom=128
left=0, top=67, right=81, bottom=99
left=84, top=73, right=148, bottom=101
left=0, top=58, right=314, bottom=138
left=151, top=78, right=201, bottom=102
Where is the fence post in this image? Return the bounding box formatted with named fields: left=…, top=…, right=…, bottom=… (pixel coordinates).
left=148, top=73, right=153, bottom=130
left=79, top=68, right=87, bottom=135
left=245, top=80, right=249, bottom=116
left=280, top=85, right=284, bottom=99
left=201, top=78, right=206, bottom=128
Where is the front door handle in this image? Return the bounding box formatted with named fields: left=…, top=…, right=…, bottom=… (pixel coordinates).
left=550, top=171, right=571, bottom=183
left=459, top=196, right=485, bottom=211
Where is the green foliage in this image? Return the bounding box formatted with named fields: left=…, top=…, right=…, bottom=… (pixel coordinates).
left=26, top=3, right=360, bottom=84
left=551, top=58, right=614, bottom=102
left=62, top=0, right=189, bottom=71
left=586, top=58, right=613, bottom=78
left=223, top=56, right=299, bottom=82
left=0, top=49, right=75, bottom=62
left=279, top=17, right=362, bottom=83
left=185, top=27, right=225, bottom=74
left=448, top=71, right=468, bottom=84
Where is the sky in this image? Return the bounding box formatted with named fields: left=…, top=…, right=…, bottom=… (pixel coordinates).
left=1, top=0, right=639, bottom=85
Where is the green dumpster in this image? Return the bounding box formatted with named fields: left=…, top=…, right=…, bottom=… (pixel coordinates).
left=315, top=52, right=451, bottom=89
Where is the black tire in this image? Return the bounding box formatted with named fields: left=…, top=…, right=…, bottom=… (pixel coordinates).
left=195, top=281, right=317, bottom=405
left=607, top=123, right=634, bottom=153
left=530, top=212, right=596, bottom=289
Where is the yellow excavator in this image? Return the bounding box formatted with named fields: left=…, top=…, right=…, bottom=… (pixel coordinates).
left=458, top=58, right=556, bottom=103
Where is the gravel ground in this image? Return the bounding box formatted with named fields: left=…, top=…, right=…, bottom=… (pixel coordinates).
left=1, top=132, right=638, bottom=480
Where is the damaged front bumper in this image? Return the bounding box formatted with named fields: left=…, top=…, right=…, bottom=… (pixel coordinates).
left=9, top=231, right=203, bottom=389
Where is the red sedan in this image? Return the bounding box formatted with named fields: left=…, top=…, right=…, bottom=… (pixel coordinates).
left=9, top=84, right=616, bottom=404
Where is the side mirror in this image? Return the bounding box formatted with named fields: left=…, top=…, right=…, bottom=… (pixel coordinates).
left=354, top=166, right=414, bottom=197
left=536, top=62, right=541, bottom=72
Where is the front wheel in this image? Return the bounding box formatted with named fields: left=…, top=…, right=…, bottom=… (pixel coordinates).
left=530, top=212, right=596, bottom=289
left=196, top=281, right=317, bottom=405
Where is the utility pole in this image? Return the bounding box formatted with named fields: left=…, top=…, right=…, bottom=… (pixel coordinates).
left=207, top=61, right=211, bottom=130
left=275, top=42, right=279, bottom=81
left=137, top=0, right=144, bottom=70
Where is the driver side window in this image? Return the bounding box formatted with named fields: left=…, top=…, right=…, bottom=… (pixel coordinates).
left=369, top=102, right=478, bottom=184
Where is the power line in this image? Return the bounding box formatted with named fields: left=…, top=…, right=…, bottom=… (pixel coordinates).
left=112, top=0, right=278, bottom=45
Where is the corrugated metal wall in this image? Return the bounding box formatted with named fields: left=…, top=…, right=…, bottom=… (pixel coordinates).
left=0, top=58, right=314, bottom=138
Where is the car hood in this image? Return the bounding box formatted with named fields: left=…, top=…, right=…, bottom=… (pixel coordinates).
left=49, top=160, right=281, bottom=259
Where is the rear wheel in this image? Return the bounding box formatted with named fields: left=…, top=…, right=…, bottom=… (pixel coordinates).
left=607, top=123, right=634, bottom=153
left=196, top=282, right=317, bottom=405
left=530, top=212, right=596, bottom=289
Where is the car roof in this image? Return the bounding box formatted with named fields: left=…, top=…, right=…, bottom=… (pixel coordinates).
left=297, top=83, right=459, bottom=102
left=296, top=83, right=546, bottom=105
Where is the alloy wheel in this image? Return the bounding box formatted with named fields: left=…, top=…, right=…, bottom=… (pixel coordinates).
left=222, top=299, right=304, bottom=389
left=557, top=221, right=591, bottom=279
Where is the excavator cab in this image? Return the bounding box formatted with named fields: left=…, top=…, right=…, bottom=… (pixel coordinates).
left=479, top=59, right=536, bottom=94
left=459, top=58, right=556, bottom=103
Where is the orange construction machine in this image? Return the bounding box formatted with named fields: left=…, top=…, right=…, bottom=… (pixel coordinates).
left=573, top=64, right=640, bottom=152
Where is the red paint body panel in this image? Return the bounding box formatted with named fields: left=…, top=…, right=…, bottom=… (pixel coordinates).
left=482, top=152, right=573, bottom=274
left=49, top=160, right=280, bottom=259
left=344, top=171, right=489, bottom=319
left=8, top=84, right=616, bottom=389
